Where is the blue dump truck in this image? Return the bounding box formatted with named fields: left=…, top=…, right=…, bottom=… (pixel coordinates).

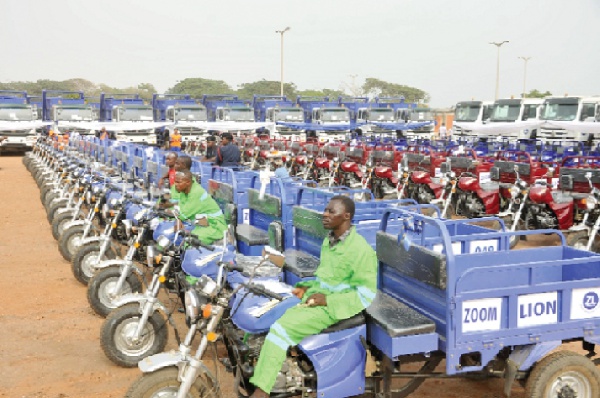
left=99, top=93, right=156, bottom=145
left=42, top=90, right=97, bottom=136
left=252, top=94, right=304, bottom=137
left=201, top=94, right=255, bottom=123
left=152, top=93, right=207, bottom=146
left=0, top=90, right=40, bottom=153
left=339, top=96, right=397, bottom=136
left=290, top=95, right=351, bottom=142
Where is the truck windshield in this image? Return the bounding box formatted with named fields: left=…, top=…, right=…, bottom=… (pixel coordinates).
left=454, top=104, right=481, bottom=122
left=410, top=109, right=433, bottom=121
left=119, top=106, right=153, bottom=121
left=224, top=107, right=254, bottom=122
left=0, top=104, right=35, bottom=121
left=273, top=108, right=303, bottom=121
left=370, top=108, right=394, bottom=121
left=55, top=105, right=95, bottom=121
left=490, top=104, right=520, bottom=122
left=173, top=106, right=207, bottom=121
left=540, top=102, right=578, bottom=121
left=322, top=109, right=350, bottom=122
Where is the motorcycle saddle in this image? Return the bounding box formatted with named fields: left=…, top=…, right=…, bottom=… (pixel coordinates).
left=320, top=312, right=366, bottom=334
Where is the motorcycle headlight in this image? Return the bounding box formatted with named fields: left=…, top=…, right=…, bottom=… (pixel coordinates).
left=146, top=245, right=160, bottom=268
left=184, top=289, right=203, bottom=321
left=134, top=209, right=147, bottom=221
left=122, top=219, right=132, bottom=238
left=110, top=198, right=121, bottom=207
left=510, top=186, right=520, bottom=198
left=587, top=196, right=597, bottom=210
left=156, top=235, right=171, bottom=252
left=195, top=275, right=219, bottom=298
left=101, top=203, right=109, bottom=219
left=92, top=186, right=101, bottom=195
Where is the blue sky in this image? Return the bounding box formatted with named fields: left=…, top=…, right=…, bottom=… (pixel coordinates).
left=1, top=0, right=599, bottom=107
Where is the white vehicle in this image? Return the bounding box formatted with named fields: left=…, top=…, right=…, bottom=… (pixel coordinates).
left=54, top=104, right=97, bottom=136
left=0, top=92, right=40, bottom=153
left=168, top=103, right=208, bottom=143
left=452, top=100, right=493, bottom=136
left=406, top=107, right=435, bottom=137
left=487, top=98, right=543, bottom=139
left=312, top=106, right=351, bottom=142
left=538, top=95, right=600, bottom=141
left=112, top=103, right=157, bottom=145
left=355, top=106, right=396, bottom=136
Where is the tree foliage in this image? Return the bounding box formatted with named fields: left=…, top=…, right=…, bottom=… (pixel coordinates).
left=236, top=79, right=297, bottom=100
left=362, top=78, right=429, bottom=103
left=525, top=89, right=552, bottom=98
left=0, top=77, right=432, bottom=105
left=167, top=78, right=233, bottom=98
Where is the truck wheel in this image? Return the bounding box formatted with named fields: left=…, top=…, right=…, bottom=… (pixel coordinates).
left=567, top=231, right=591, bottom=251
left=71, top=243, right=115, bottom=285
left=100, top=303, right=168, bottom=368
left=126, top=367, right=217, bottom=398
left=525, top=351, right=600, bottom=398
left=51, top=212, right=74, bottom=240
left=88, top=267, right=142, bottom=318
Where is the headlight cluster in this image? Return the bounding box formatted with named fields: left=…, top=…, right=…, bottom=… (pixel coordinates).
left=510, top=186, right=520, bottom=198
left=587, top=196, right=597, bottom=210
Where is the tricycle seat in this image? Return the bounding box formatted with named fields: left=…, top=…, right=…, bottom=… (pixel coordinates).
left=367, top=292, right=435, bottom=337
left=283, top=249, right=320, bottom=278
left=235, top=224, right=269, bottom=246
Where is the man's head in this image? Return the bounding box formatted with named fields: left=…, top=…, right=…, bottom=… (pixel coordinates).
left=166, top=152, right=178, bottom=168
left=322, top=195, right=354, bottom=232
left=221, top=132, right=233, bottom=145
left=101, top=127, right=106, bottom=132
left=173, top=128, right=179, bottom=135
left=173, top=170, right=194, bottom=194
left=175, top=155, right=192, bottom=171
left=206, top=135, right=216, bottom=148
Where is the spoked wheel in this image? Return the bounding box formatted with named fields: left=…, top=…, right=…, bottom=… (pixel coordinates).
left=88, top=266, right=142, bottom=317
left=51, top=212, right=75, bottom=240
left=378, top=355, right=443, bottom=398
left=100, top=303, right=168, bottom=367
left=71, top=243, right=115, bottom=285
left=126, top=367, right=217, bottom=398
left=567, top=231, right=592, bottom=251
left=525, top=351, right=600, bottom=398
left=58, top=226, right=86, bottom=262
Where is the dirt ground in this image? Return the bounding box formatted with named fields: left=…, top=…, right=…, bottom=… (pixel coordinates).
left=0, top=153, right=589, bottom=398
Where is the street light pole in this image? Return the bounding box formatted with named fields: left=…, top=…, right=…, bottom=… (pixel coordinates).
left=275, top=27, right=291, bottom=97
left=518, top=56, right=531, bottom=98
left=490, top=41, right=509, bottom=100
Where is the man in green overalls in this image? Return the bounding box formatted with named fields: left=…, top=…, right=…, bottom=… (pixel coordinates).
left=250, top=195, right=378, bottom=397
left=171, top=169, right=227, bottom=244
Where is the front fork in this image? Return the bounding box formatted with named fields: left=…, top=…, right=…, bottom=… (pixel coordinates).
left=132, top=259, right=171, bottom=342
left=109, top=230, right=144, bottom=298
left=510, top=193, right=529, bottom=231
left=441, top=182, right=456, bottom=219
left=586, top=216, right=600, bottom=251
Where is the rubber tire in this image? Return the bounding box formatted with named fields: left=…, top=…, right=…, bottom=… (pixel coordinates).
left=87, top=266, right=142, bottom=318
left=100, top=303, right=168, bottom=368
left=567, top=231, right=592, bottom=251
left=525, top=351, right=600, bottom=398
left=58, top=225, right=86, bottom=262
left=71, top=243, right=115, bottom=285
left=46, top=200, right=69, bottom=223
left=126, top=367, right=217, bottom=398
left=44, top=193, right=63, bottom=211
left=40, top=184, right=56, bottom=202
left=51, top=212, right=75, bottom=240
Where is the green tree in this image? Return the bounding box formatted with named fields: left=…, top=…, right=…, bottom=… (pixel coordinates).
left=236, top=79, right=297, bottom=100
left=167, top=78, right=233, bottom=98
left=362, top=78, right=429, bottom=103
left=525, top=89, right=552, bottom=98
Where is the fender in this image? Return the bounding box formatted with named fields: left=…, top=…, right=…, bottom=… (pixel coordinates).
left=63, top=219, right=88, bottom=230
left=55, top=207, right=77, bottom=217
left=137, top=352, right=217, bottom=388
left=80, top=236, right=102, bottom=245
left=93, top=259, right=142, bottom=274
left=477, top=189, right=500, bottom=215
left=111, top=293, right=168, bottom=314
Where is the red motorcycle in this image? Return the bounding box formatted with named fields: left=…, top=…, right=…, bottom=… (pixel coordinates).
left=370, top=146, right=402, bottom=199
left=314, top=144, right=344, bottom=186
left=403, top=146, right=448, bottom=204
left=339, top=145, right=369, bottom=189
left=452, top=148, right=499, bottom=218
